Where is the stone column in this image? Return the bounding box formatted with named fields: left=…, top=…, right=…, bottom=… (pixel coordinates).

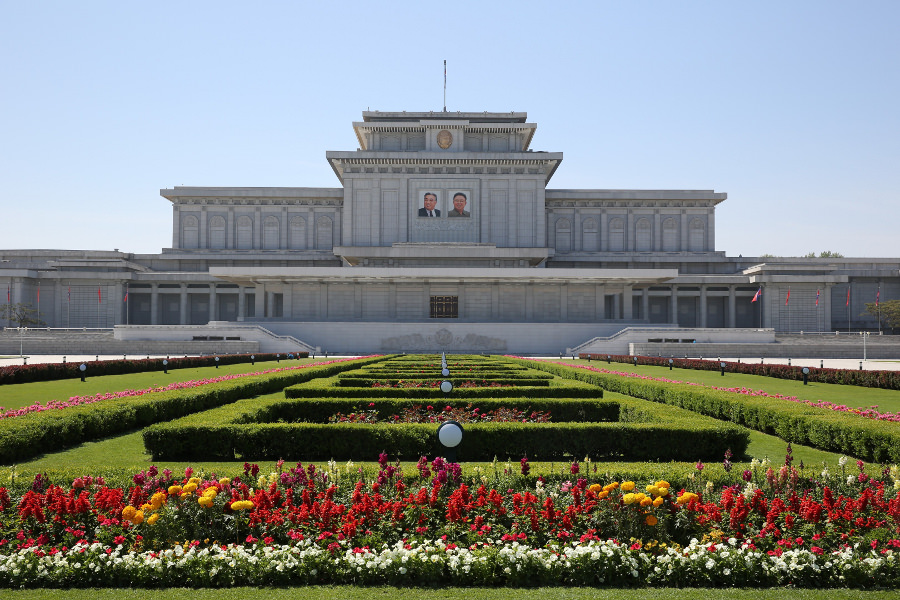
left=653, top=212, right=661, bottom=251
left=623, top=285, right=633, bottom=319
left=117, top=281, right=126, bottom=325
left=53, top=280, right=63, bottom=328
left=255, top=283, right=266, bottom=318
left=642, top=288, right=650, bottom=321
left=179, top=284, right=188, bottom=325
left=150, top=283, right=159, bottom=325
left=226, top=209, right=234, bottom=249
left=200, top=207, right=208, bottom=249
left=670, top=287, right=678, bottom=324
left=599, top=211, right=608, bottom=252
left=595, top=284, right=606, bottom=319
left=208, top=284, right=217, bottom=322
left=282, top=284, right=292, bottom=319
left=238, top=287, right=246, bottom=320
left=612, top=292, right=620, bottom=319
left=281, top=207, right=288, bottom=249
left=728, top=286, right=736, bottom=328
left=559, top=284, right=568, bottom=322
left=699, top=286, right=708, bottom=328
left=680, top=211, right=688, bottom=251
left=172, top=204, right=181, bottom=248
left=253, top=208, right=262, bottom=249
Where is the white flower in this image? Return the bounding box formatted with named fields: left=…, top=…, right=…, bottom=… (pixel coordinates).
left=847, top=475, right=856, bottom=485
left=838, top=455, right=848, bottom=467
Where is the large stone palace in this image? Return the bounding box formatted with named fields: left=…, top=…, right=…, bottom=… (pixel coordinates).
left=2, top=110, right=898, bottom=354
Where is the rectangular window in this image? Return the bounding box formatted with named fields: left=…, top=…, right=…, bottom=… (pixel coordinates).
left=430, top=296, right=458, bottom=319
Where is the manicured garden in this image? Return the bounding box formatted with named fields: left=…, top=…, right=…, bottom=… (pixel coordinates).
left=0, top=354, right=898, bottom=590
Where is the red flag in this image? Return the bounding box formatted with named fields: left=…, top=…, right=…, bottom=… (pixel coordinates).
left=67, top=286, right=71, bottom=302
left=37, top=283, right=40, bottom=303
left=785, top=288, right=790, bottom=305
left=846, top=287, right=850, bottom=307
left=123, top=286, right=128, bottom=303
left=876, top=289, right=880, bottom=308
left=815, top=289, right=820, bottom=307
left=751, top=288, right=762, bottom=303
left=98, top=286, right=102, bottom=304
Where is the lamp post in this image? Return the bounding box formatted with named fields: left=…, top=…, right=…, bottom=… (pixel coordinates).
left=437, top=420, right=464, bottom=463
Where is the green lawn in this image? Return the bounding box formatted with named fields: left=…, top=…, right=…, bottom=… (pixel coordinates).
left=546, top=359, right=900, bottom=413
left=0, top=358, right=322, bottom=410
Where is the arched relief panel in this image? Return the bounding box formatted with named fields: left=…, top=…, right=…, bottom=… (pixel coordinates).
left=208, top=216, right=226, bottom=249
left=315, top=215, right=334, bottom=250
left=662, top=217, right=679, bottom=251
left=555, top=218, right=572, bottom=253
left=608, top=217, right=625, bottom=251
left=689, top=218, right=706, bottom=251
left=635, top=218, right=652, bottom=251
left=263, top=216, right=280, bottom=249
left=289, top=216, right=307, bottom=249
left=236, top=216, right=253, bottom=249
left=182, top=215, right=199, bottom=249
left=582, top=217, right=598, bottom=251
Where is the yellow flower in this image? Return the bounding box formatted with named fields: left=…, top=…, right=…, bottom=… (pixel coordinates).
left=122, top=506, right=137, bottom=521
left=657, top=486, right=670, bottom=496
left=646, top=485, right=660, bottom=496
left=622, top=493, right=637, bottom=505
left=188, top=477, right=201, bottom=485
left=653, top=496, right=664, bottom=507
left=677, top=492, right=699, bottom=505
left=589, top=483, right=603, bottom=494
left=219, top=478, right=231, bottom=486
left=140, top=503, right=152, bottom=512
left=640, top=497, right=653, bottom=507
left=655, top=480, right=670, bottom=488
left=168, top=485, right=182, bottom=496
left=182, top=483, right=198, bottom=494
left=202, top=487, right=218, bottom=498
left=198, top=495, right=214, bottom=508
left=604, top=482, right=619, bottom=492
left=132, top=510, right=144, bottom=525
left=150, top=492, right=167, bottom=509
left=645, top=515, right=658, bottom=526
left=147, top=513, right=159, bottom=525
left=231, top=500, right=255, bottom=511
left=596, top=490, right=610, bottom=500
left=621, top=481, right=635, bottom=492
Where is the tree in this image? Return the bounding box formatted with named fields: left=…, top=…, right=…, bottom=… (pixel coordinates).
left=862, top=299, right=900, bottom=334
left=0, top=303, right=46, bottom=327
left=804, top=251, right=844, bottom=258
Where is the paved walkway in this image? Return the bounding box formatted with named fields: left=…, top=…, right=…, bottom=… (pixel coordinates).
left=2, top=354, right=900, bottom=371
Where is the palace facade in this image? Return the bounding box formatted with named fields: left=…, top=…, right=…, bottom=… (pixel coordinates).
left=2, top=110, right=898, bottom=353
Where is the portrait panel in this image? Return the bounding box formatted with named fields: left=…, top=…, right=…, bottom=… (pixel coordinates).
left=417, top=191, right=442, bottom=218
left=447, top=190, right=471, bottom=218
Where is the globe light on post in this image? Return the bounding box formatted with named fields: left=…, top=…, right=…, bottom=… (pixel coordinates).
left=720, top=362, right=726, bottom=376
left=162, top=359, right=168, bottom=374
left=440, top=380, right=453, bottom=394
left=437, top=420, right=464, bottom=463
left=251, top=355, right=255, bottom=365
left=668, top=358, right=674, bottom=371
left=215, top=356, right=219, bottom=369
left=79, top=363, right=87, bottom=382
left=441, top=368, right=449, bottom=377
left=802, top=367, right=810, bottom=385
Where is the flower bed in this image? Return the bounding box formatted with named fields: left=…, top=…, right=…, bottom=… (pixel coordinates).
left=1, top=456, right=899, bottom=588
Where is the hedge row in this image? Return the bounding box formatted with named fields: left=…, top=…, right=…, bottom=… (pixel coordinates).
left=0, top=352, right=309, bottom=385
left=335, top=377, right=553, bottom=388
left=0, top=356, right=386, bottom=464
left=578, top=353, right=900, bottom=391
left=143, top=394, right=748, bottom=461
left=284, top=375, right=603, bottom=399
left=524, top=359, right=900, bottom=462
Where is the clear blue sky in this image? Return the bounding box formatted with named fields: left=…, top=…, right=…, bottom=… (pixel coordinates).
left=2, top=1, right=898, bottom=257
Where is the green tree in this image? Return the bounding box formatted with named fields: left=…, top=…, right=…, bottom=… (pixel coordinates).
left=0, top=302, right=46, bottom=327
left=804, top=250, right=844, bottom=258
left=861, top=299, right=900, bottom=333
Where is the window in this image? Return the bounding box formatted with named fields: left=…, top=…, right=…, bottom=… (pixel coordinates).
left=182, top=215, right=199, bottom=249
left=209, top=216, right=226, bottom=249
left=635, top=218, right=651, bottom=251
left=662, top=217, right=679, bottom=251
left=430, top=296, right=458, bottom=318
left=236, top=216, right=253, bottom=249
left=289, top=216, right=306, bottom=249
left=263, top=216, right=280, bottom=249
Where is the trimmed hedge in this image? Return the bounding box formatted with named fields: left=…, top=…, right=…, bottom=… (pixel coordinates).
left=0, top=356, right=387, bottom=464
left=143, top=394, right=748, bottom=462
left=0, top=353, right=310, bottom=385
left=336, top=377, right=552, bottom=388
left=578, top=353, right=900, bottom=390
left=525, top=359, right=900, bottom=462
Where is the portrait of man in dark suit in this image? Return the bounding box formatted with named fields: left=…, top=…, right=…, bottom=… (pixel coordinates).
left=448, top=192, right=470, bottom=217
left=418, top=192, right=440, bottom=217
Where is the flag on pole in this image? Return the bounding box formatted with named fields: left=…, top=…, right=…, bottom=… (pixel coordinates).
left=785, top=288, right=790, bottom=305
left=37, top=283, right=40, bottom=303
left=67, top=286, right=71, bottom=302
left=6, top=282, right=9, bottom=303
left=846, top=287, right=850, bottom=307
left=123, top=286, right=128, bottom=303
left=751, top=287, right=762, bottom=303
left=876, top=288, right=880, bottom=308
left=98, top=286, right=102, bottom=304
left=815, top=289, right=820, bottom=307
